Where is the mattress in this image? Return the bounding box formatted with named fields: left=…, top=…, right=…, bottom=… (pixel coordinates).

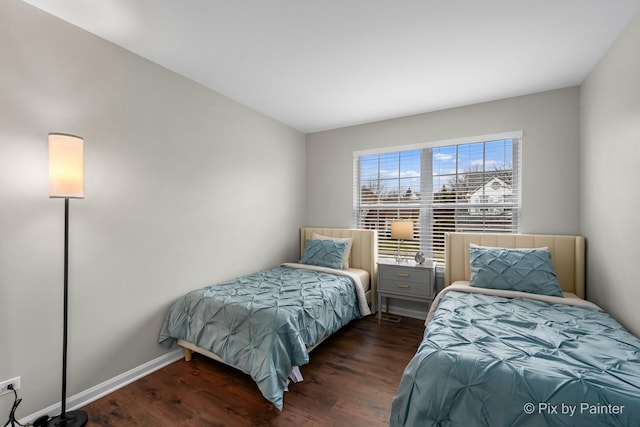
left=450, top=280, right=583, bottom=303
left=346, top=267, right=370, bottom=291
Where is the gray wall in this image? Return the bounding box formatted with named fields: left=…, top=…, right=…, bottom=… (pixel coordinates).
left=580, top=12, right=640, bottom=337
left=0, top=0, right=305, bottom=417
left=306, top=87, right=581, bottom=318
left=306, top=88, right=581, bottom=235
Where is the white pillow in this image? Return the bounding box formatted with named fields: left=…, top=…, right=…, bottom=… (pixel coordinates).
left=312, top=232, right=353, bottom=269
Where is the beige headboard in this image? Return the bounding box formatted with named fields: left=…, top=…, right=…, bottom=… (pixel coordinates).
left=445, top=232, right=585, bottom=298
left=300, top=227, right=378, bottom=313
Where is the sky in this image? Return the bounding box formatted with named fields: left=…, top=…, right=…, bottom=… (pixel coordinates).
left=360, top=139, right=514, bottom=196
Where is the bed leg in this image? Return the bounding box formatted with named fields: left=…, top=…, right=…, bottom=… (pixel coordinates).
left=184, top=348, right=193, bottom=362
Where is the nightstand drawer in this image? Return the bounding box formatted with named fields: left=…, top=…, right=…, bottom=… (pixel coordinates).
left=380, top=265, right=430, bottom=285
left=379, top=277, right=431, bottom=297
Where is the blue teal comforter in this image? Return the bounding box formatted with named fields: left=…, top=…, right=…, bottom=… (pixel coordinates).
left=391, top=290, right=640, bottom=426
left=158, top=265, right=362, bottom=410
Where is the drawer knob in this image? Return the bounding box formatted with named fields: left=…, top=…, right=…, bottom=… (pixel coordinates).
left=397, top=284, right=410, bottom=289
left=397, top=273, right=410, bottom=277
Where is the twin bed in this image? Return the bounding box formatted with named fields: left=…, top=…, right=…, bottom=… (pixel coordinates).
left=158, top=227, right=377, bottom=410
left=391, top=232, right=640, bottom=426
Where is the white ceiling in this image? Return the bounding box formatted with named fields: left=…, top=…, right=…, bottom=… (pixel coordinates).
left=21, top=0, right=640, bottom=133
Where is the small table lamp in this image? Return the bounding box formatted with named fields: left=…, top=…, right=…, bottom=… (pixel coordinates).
left=391, top=220, right=414, bottom=263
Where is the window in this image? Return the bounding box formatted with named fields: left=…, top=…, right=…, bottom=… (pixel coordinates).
left=353, top=132, right=521, bottom=262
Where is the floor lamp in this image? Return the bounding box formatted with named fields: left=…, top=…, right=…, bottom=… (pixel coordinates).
left=48, top=133, right=88, bottom=427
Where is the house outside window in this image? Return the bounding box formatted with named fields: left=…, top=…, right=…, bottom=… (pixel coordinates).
left=353, top=132, right=522, bottom=262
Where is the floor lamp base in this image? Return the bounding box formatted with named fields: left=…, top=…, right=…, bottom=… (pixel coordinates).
left=46, top=410, right=88, bottom=427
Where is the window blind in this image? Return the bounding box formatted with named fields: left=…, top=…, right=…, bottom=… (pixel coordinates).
left=353, top=132, right=522, bottom=262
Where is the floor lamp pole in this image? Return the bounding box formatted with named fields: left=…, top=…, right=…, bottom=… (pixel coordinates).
left=48, top=198, right=87, bottom=427
left=62, top=197, right=69, bottom=419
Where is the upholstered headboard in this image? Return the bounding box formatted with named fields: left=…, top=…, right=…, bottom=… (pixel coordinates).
left=445, top=232, right=585, bottom=298
left=300, top=227, right=378, bottom=313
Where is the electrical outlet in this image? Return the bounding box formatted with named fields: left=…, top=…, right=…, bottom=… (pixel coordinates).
left=0, top=377, right=20, bottom=396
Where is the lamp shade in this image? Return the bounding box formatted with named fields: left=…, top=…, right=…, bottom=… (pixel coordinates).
left=391, top=220, right=414, bottom=240
left=49, top=133, right=84, bottom=199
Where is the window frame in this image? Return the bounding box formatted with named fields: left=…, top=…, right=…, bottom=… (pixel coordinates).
left=353, top=131, right=522, bottom=262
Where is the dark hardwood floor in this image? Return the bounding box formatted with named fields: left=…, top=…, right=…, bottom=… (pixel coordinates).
left=83, top=315, right=425, bottom=426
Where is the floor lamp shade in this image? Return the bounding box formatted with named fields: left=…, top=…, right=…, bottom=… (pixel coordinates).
left=49, top=133, right=84, bottom=199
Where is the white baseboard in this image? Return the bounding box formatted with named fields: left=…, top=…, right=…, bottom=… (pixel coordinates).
left=21, top=349, right=183, bottom=424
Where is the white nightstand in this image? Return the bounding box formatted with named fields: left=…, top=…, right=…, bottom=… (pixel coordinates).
left=377, top=259, right=435, bottom=322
